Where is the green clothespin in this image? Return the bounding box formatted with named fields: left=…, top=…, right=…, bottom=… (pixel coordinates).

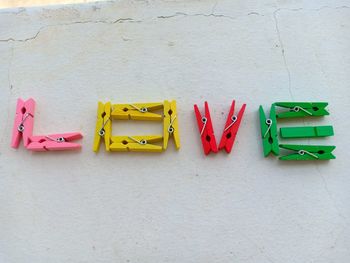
left=279, top=144, right=336, bottom=160
left=259, top=104, right=279, bottom=157
left=280, top=125, right=334, bottom=138
left=275, top=102, right=329, bottom=118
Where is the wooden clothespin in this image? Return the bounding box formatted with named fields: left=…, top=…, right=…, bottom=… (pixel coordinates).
left=279, top=144, right=336, bottom=160
left=11, top=98, right=35, bottom=148
left=194, top=101, right=218, bottom=155
left=275, top=102, right=329, bottom=118
left=27, top=132, right=82, bottom=151
left=259, top=104, right=279, bottom=157
left=110, top=135, right=163, bottom=152
left=111, top=102, right=163, bottom=121
left=280, top=126, right=334, bottom=138
left=163, top=100, right=180, bottom=150
left=93, top=102, right=112, bottom=152
left=218, top=100, right=246, bottom=153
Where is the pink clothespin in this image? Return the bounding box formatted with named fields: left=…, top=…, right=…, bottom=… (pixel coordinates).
left=11, top=98, right=35, bottom=148
left=27, top=132, right=83, bottom=151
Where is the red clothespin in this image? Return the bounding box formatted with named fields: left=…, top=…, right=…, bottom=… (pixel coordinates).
left=219, top=100, right=246, bottom=153
left=11, top=98, right=35, bottom=148
left=27, top=132, right=82, bottom=151
left=194, top=101, right=218, bottom=155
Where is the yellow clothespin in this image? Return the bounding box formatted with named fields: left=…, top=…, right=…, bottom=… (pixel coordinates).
left=93, top=102, right=112, bottom=152
left=163, top=100, right=180, bottom=150
left=110, top=135, right=163, bottom=152
left=111, top=102, right=163, bottom=121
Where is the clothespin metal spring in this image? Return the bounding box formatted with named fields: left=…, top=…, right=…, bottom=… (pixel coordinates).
left=17, top=113, right=31, bottom=132
left=128, top=136, right=147, bottom=145
left=168, top=115, right=177, bottom=134
left=200, top=117, right=207, bottom=136
left=298, top=150, right=319, bottom=159
left=98, top=118, right=111, bottom=137
left=264, top=119, right=273, bottom=138
left=130, top=104, right=148, bottom=113
left=292, top=106, right=312, bottom=116
left=224, top=115, right=237, bottom=132
left=45, top=136, right=66, bottom=143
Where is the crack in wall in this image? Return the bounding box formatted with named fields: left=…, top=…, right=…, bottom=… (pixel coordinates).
left=275, top=5, right=349, bottom=13
left=211, top=0, right=219, bottom=14
left=0, top=18, right=139, bottom=43
left=0, top=7, right=26, bottom=15
left=0, top=43, right=14, bottom=145
left=0, top=5, right=348, bottom=44
left=7, top=43, right=13, bottom=91
left=0, top=4, right=349, bottom=103
left=270, top=5, right=349, bottom=101
left=273, top=9, right=293, bottom=100
left=157, top=12, right=239, bottom=20
left=319, top=169, right=348, bottom=222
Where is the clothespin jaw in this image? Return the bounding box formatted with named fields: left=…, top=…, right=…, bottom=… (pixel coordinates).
left=111, top=103, right=163, bottom=121
left=275, top=102, right=329, bottom=118
left=109, top=135, right=163, bottom=152
left=93, top=102, right=112, bottom=152
left=163, top=100, right=180, bottom=150
left=27, top=132, right=83, bottom=151
left=218, top=100, right=246, bottom=153
left=259, top=104, right=279, bottom=157
left=279, top=144, right=336, bottom=160
left=11, top=98, right=35, bottom=148
left=194, top=102, right=218, bottom=155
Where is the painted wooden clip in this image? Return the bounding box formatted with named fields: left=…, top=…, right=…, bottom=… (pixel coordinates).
left=275, top=102, right=329, bottom=118
left=259, top=104, right=279, bottom=157
left=27, top=133, right=82, bottom=151
left=93, top=102, right=112, bottom=152
left=110, top=135, right=163, bottom=152
left=194, top=102, right=218, bottom=155
left=218, top=100, right=246, bottom=153
left=11, top=98, right=35, bottom=148
left=279, top=144, right=336, bottom=160
left=111, top=102, right=163, bottom=121
left=163, top=100, right=180, bottom=150
left=280, top=126, right=334, bottom=138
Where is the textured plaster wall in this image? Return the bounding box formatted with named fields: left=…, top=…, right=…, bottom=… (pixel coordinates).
left=0, top=1, right=349, bottom=262
left=0, top=0, right=102, bottom=9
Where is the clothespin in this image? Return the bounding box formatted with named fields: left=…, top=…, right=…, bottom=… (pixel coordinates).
left=280, top=126, right=334, bottom=138
left=194, top=102, right=218, bottom=155
left=27, top=132, right=82, bottom=151
left=109, top=135, right=163, bottom=152
left=275, top=102, right=329, bottom=118
left=163, top=100, right=180, bottom=150
left=279, top=144, right=336, bottom=160
left=218, top=100, right=246, bottom=153
left=111, top=102, right=163, bottom=121
left=259, top=104, right=279, bottom=156
left=11, top=98, right=35, bottom=148
left=93, top=102, right=112, bottom=152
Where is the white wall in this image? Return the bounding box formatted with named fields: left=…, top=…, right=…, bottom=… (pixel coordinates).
left=0, top=1, right=349, bottom=262
left=0, top=0, right=103, bottom=9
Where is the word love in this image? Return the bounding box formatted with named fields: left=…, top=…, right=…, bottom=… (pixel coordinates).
left=11, top=98, right=336, bottom=161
